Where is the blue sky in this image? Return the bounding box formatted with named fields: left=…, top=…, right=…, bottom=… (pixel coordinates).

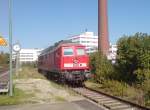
left=0, top=0, right=150, bottom=49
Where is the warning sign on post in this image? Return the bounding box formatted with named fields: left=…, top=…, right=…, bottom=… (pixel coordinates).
left=0, top=37, right=7, bottom=46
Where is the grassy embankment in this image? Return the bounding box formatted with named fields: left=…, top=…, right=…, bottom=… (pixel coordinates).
left=85, top=80, right=149, bottom=107
left=0, top=65, right=77, bottom=105
left=14, top=67, right=45, bottom=79
left=0, top=66, right=41, bottom=105
left=0, top=88, right=33, bottom=105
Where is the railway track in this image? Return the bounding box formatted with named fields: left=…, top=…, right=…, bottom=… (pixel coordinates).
left=0, top=66, right=8, bottom=74
left=0, top=71, right=9, bottom=93
left=72, top=87, right=150, bottom=110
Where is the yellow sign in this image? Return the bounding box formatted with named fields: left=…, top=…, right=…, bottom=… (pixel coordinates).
left=0, top=37, right=7, bottom=46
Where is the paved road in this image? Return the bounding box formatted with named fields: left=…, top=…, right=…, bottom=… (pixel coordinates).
left=0, top=100, right=106, bottom=110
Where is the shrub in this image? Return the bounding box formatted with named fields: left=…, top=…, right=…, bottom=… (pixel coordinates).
left=142, top=79, right=150, bottom=106
left=116, top=33, right=150, bottom=83
left=102, top=80, right=127, bottom=97
left=89, top=52, right=114, bottom=83
left=134, top=69, right=150, bottom=84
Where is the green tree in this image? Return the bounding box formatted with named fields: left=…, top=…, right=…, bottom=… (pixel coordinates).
left=89, top=52, right=114, bottom=83
left=116, top=33, right=150, bottom=83
left=0, top=52, right=9, bottom=64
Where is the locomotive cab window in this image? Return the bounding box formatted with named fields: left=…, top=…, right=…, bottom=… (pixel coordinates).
left=77, top=48, right=85, bottom=55
left=64, top=48, right=73, bottom=56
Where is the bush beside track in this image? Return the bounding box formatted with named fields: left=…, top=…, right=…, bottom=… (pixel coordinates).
left=88, top=33, right=150, bottom=107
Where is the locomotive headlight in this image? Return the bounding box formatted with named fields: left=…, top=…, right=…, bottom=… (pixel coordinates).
left=79, top=63, right=86, bottom=67
left=85, top=73, right=91, bottom=78
left=84, top=70, right=91, bottom=78
left=82, top=63, right=86, bottom=67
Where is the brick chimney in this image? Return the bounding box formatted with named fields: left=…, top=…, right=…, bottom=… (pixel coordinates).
left=98, top=0, right=109, bottom=55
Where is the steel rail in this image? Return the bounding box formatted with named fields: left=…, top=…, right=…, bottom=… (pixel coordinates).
left=72, top=86, right=150, bottom=110
left=85, top=87, right=150, bottom=110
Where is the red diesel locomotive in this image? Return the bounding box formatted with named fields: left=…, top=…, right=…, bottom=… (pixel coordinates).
left=38, top=40, right=91, bottom=84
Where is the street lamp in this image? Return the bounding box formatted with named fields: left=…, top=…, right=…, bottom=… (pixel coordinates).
left=9, top=0, right=13, bottom=96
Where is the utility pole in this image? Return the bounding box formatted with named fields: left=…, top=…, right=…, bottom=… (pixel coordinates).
left=9, top=0, right=13, bottom=96
left=98, top=0, right=109, bottom=56
left=15, top=52, right=19, bottom=76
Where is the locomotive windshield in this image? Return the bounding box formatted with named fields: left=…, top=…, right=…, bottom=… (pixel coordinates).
left=64, top=48, right=73, bottom=56
left=77, top=48, right=85, bottom=55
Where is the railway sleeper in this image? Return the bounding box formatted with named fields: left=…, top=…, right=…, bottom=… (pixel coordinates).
left=88, top=95, right=106, bottom=99
left=120, top=108, right=137, bottom=110
left=109, top=104, right=131, bottom=110
left=106, top=102, right=127, bottom=107
left=97, top=98, right=112, bottom=102
left=104, top=101, right=122, bottom=106
left=73, top=87, right=149, bottom=110
left=101, top=100, right=119, bottom=104
left=81, top=92, right=104, bottom=97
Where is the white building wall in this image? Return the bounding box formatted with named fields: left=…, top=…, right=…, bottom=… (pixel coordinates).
left=68, top=32, right=98, bottom=53
left=107, top=44, right=118, bottom=63
left=68, top=31, right=118, bottom=63
left=12, top=48, right=43, bottom=63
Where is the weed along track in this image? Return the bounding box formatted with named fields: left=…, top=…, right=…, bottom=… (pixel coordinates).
left=72, top=87, right=150, bottom=110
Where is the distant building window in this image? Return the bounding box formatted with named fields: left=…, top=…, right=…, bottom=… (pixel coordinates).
left=64, top=48, right=73, bottom=56
left=81, top=41, right=86, bottom=43
left=77, top=48, right=85, bottom=55
left=76, top=41, right=80, bottom=43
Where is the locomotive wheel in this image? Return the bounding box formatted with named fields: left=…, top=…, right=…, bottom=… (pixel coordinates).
left=46, top=72, right=51, bottom=80
left=38, top=69, right=41, bottom=73
left=78, top=82, right=85, bottom=87
left=58, top=74, right=65, bottom=84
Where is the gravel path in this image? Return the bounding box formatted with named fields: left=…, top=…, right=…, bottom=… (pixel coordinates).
left=14, top=78, right=84, bottom=104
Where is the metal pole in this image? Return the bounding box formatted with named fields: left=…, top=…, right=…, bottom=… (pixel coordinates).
left=16, top=52, right=19, bottom=76
left=9, top=0, right=13, bottom=96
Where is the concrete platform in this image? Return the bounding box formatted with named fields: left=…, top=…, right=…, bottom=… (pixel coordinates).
left=0, top=100, right=106, bottom=110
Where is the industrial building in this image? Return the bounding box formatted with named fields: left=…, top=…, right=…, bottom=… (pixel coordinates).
left=68, top=31, right=117, bottom=62
left=68, top=32, right=98, bottom=54
left=12, top=48, right=43, bottom=64
left=107, top=44, right=117, bottom=63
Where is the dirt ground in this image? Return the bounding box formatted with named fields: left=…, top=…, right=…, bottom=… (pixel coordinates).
left=14, top=78, right=84, bottom=104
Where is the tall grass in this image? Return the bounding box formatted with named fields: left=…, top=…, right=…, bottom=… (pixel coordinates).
left=14, top=66, right=45, bottom=79
left=0, top=86, right=33, bottom=105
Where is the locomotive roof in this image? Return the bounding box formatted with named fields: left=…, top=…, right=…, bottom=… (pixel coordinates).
left=40, top=40, right=83, bottom=55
